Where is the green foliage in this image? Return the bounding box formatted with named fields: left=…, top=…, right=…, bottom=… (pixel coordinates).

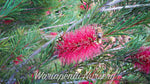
left=0, top=0, right=150, bottom=83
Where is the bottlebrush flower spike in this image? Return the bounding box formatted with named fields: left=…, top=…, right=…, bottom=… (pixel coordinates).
left=2, top=16, right=14, bottom=24
left=56, top=25, right=103, bottom=65
left=27, top=66, right=31, bottom=70
left=32, top=69, right=39, bottom=80
left=46, top=11, right=51, bottom=15
left=79, top=81, right=93, bottom=84
left=113, top=75, right=122, bottom=84
left=13, top=54, right=23, bottom=65
left=80, top=2, right=91, bottom=10
left=13, top=60, right=19, bottom=65
left=132, top=46, right=150, bottom=74
left=50, top=32, right=57, bottom=35
left=16, top=57, right=23, bottom=61
left=4, top=20, right=13, bottom=24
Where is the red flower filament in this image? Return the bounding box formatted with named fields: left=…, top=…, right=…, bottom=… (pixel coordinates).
left=132, top=46, right=150, bottom=74
left=13, top=54, right=23, bottom=65
left=80, top=2, right=91, bottom=10
left=56, top=25, right=103, bottom=65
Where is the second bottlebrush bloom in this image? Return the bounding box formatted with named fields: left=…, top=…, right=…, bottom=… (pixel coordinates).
left=132, top=46, right=150, bottom=74
left=80, top=1, right=91, bottom=10
left=56, top=25, right=103, bottom=65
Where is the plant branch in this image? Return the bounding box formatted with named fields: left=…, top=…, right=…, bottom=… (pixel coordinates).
left=40, top=21, right=76, bottom=31
left=2, top=2, right=150, bottom=41
left=99, top=0, right=124, bottom=12
left=103, top=3, right=150, bottom=11
left=6, top=0, right=126, bottom=83
left=103, top=19, right=145, bottom=37
left=6, top=17, right=86, bottom=83
left=0, top=21, right=75, bottom=41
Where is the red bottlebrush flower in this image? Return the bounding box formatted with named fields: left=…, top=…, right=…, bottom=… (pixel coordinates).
left=2, top=16, right=14, bottom=24
left=36, top=69, right=39, bottom=73
left=13, top=60, right=19, bottom=65
left=31, top=69, right=39, bottom=81
left=50, top=32, right=57, bottom=35
left=17, top=54, right=23, bottom=61
left=46, top=11, right=51, bottom=15
left=16, top=57, right=23, bottom=61
left=27, top=66, right=32, bottom=70
left=80, top=5, right=85, bottom=10
left=32, top=73, right=34, bottom=78
left=31, top=73, right=34, bottom=81
left=13, top=54, right=23, bottom=65
left=18, top=54, right=23, bottom=57
left=32, top=69, right=39, bottom=79
left=27, top=65, right=33, bottom=70
left=113, top=75, right=122, bottom=84
left=4, top=20, right=13, bottom=24
left=80, top=2, right=91, bottom=10
left=132, top=46, right=150, bottom=74
left=25, top=43, right=29, bottom=47
left=56, top=25, right=103, bottom=65
left=79, top=81, right=93, bottom=84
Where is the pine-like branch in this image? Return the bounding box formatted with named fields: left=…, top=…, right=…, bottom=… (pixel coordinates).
left=40, top=21, right=76, bottom=30
left=0, top=21, right=75, bottom=41
left=99, top=0, right=124, bottom=12
left=2, top=1, right=150, bottom=41
left=6, top=0, right=128, bottom=83
left=103, top=3, right=150, bottom=11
